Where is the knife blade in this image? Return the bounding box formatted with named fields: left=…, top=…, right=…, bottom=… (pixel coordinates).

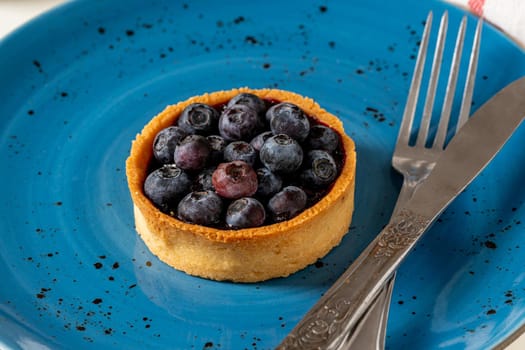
left=277, top=76, right=525, bottom=350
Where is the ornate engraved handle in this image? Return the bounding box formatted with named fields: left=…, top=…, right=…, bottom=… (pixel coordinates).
left=277, top=209, right=431, bottom=350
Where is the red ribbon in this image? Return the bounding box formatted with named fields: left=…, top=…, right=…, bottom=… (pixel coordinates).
left=468, top=0, right=485, bottom=15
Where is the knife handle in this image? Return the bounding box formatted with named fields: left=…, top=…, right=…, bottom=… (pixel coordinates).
left=277, top=209, right=432, bottom=350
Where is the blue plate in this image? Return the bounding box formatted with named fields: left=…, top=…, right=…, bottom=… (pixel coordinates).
left=1, top=0, right=524, bottom=349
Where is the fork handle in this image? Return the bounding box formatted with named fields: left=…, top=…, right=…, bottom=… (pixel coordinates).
left=345, top=180, right=422, bottom=349
left=344, top=274, right=395, bottom=349
left=276, top=209, right=432, bottom=350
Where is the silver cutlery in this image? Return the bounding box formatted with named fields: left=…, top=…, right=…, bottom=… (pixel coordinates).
left=277, top=25, right=525, bottom=350
left=348, top=11, right=482, bottom=349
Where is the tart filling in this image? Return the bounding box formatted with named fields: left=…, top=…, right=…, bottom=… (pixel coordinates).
left=126, top=88, right=356, bottom=282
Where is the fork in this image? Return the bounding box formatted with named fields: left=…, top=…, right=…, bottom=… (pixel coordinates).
left=347, top=11, right=483, bottom=349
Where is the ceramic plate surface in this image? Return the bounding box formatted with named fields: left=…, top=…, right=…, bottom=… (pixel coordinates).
left=1, top=0, right=525, bottom=349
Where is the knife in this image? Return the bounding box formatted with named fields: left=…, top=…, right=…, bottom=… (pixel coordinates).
left=277, top=76, right=525, bottom=350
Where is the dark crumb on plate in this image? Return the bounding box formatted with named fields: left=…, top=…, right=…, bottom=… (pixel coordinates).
left=484, top=241, right=497, bottom=249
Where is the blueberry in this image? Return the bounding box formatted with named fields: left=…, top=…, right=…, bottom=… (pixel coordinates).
left=267, top=102, right=310, bottom=141
left=267, top=186, right=307, bottom=222
left=306, top=125, right=339, bottom=153
left=212, top=161, right=258, bottom=199
left=250, top=131, right=274, bottom=152
left=144, top=93, right=344, bottom=228
left=193, top=167, right=216, bottom=191
left=227, top=93, right=267, bottom=117
left=174, top=135, right=211, bottom=171
left=226, top=197, right=266, bottom=228
left=177, top=190, right=223, bottom=226
left=223, top=141, right=257, bottom=166
left=144, top=164, right=192, bottom=213
left=219, top=104, right=261, bottom=141
left=206, top=135, right=227, bottom=164
left=256, top=167, right=283, bottom=197
left=152, top=126, right=187, bottom=164
left=177, top=103, right=219, bottom=134
left=300, top=150, right=338, bottom=187
left=259, top=134, right=303, bottom=173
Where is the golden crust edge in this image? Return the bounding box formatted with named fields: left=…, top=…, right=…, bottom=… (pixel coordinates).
left=133, top=176, right=355, bottom=282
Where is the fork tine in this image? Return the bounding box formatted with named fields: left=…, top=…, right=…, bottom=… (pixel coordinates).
left=395, top=11, right=433, bottom=148
left=456, top=17, right=483, bottom=132
left=416, top=11, right=448, bottom=147
left=433, top=16, right=467, bottom=149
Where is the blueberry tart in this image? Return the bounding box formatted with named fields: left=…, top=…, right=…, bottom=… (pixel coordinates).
left=126, top=88, right=356, bottom=282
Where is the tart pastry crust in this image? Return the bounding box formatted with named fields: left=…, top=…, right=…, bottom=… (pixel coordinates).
left=126, top=88, right=356, bottom=282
